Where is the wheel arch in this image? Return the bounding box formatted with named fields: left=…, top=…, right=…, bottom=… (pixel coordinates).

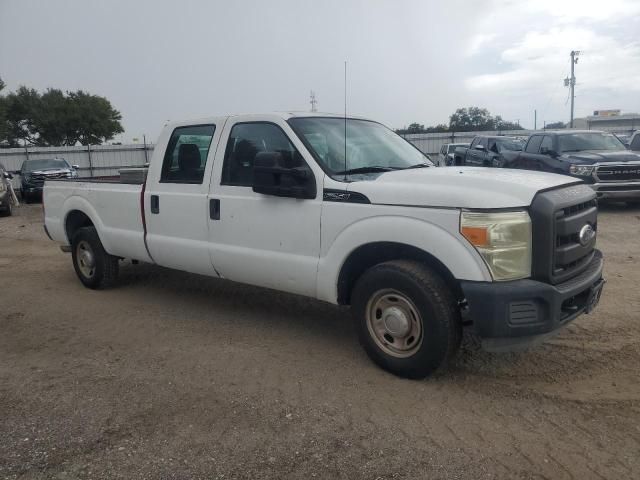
left=65, top=209, right=95, bottom=243
left=336, top=242, right=463, bottom=306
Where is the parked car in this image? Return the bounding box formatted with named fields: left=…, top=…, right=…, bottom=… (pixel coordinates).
left=437, top=143, right=469, bottom=166
left=43, top=113, right=604, bottom=378
left=0, top=162, right=14, bottom=216
left=500, top=130, right=640, bottom=205
left=20, top=158, right=78, bottom=203
left=628, top=131, right=640, bottom=152
left=453, top=136, right=525, bottom=167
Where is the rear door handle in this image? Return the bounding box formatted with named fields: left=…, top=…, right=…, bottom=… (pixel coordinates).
left=209, top=198, right=220, bottom=220
left=150, top=195, right=159, bottom=214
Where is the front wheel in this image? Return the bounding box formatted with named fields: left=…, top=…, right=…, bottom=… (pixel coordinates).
left=71, top=227, right=119, bottom=289
left=351, top=260, right=461, bottom=379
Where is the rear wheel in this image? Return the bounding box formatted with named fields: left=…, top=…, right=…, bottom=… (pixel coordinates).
left=71, top=227, right=119, bottom=289
left=351, top=260, right=461, bottom=379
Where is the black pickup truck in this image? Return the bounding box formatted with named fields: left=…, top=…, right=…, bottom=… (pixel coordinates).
left=500, top=130, right=640, bottom=204
left=453, top=135, right=525, bottom=167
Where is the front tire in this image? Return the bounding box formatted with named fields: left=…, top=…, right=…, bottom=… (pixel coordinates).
left=352, top=260, right=461, bottom=379
left=71, top=227, right=119, bottom=289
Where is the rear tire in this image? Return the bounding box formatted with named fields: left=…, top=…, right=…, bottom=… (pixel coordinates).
left=71, top=226, right=119, bottom=289
left=351, top=260, right=462, bottom=379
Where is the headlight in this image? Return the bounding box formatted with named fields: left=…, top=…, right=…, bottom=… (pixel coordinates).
left=569, top=164, right=594, bottom=176
left=460, top=210, right=531, bottom=281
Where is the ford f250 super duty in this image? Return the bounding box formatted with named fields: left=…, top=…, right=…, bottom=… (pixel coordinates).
left=43, top=113, right=605, bottom=378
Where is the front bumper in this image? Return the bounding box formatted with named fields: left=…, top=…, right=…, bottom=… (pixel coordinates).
left=589, top=182, right=640, bottom=200
left=460, top=249, right=604, bottom=351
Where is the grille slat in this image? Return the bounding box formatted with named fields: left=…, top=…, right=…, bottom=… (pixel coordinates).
left=553, top=199, right=597, bottom=282
left=596, top=164, right=640, bottom=182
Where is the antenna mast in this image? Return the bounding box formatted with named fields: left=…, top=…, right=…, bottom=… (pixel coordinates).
left=343, top=61, right=347, bottom=181
left=309, top=90, right=317, bottom=112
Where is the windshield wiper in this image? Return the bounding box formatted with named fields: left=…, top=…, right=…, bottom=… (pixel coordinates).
left=402, top=163, right=431, bottom=169
left=335, top=166, right=398, bottom=175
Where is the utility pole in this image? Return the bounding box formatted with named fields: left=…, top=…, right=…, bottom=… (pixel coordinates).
left=309, top=90, right=317, bottom=112
left=534, top=110, right=537, bottom=130
left=564, top=50, right=580, bottom=128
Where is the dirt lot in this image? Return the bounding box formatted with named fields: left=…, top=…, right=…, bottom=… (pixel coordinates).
left=1, top=204, right=639, bottom=479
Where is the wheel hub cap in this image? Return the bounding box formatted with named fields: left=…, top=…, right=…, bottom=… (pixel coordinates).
left=383, top=306, right=411, bottom=337
left=366, top=289, right=424, bottom=358
left=77, top=240, right=96, bottom=278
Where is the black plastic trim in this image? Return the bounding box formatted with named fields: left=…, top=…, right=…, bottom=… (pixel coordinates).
left=323, top=189, right=370, bottom=204
left=461, top=249, right=603, bottom=339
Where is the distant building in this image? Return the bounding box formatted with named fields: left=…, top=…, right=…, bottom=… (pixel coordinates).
left=573, top=112, right=640, bottom=133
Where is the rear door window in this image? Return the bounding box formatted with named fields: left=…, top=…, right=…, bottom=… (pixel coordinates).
left=630, top=134, right=640, bottom=151
left=160, top=125, right=215, bottom=184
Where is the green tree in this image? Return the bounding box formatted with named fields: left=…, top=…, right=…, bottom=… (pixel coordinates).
left=0, top=85, right=123, bottom=146
left=545, top=121, right=566, bottom=129
left=449, top=107, right=523, bottom=131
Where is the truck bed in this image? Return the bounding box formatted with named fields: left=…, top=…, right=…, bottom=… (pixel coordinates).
left=44, top=179, right=152, bottom=263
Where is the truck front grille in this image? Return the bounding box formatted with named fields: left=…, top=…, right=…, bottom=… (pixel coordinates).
left=595, top=164, right=640, bottom=182
left=530, top=184, right=598, bottom=285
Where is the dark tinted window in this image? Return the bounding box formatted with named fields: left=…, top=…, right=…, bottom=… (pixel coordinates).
left=479, top=137, right=488, bottom=148
left=540, top=136, right=553, bottom=152
left=525, top=136, right=543, bottom=153
left=160, top=125, right=215, bottom=184
left=631, top=134, right=640, bottom=151
left=495, top=138, right=524, bottom=152
left=23, top=159, right=70, bottom=171
left=558, top=133, right=626, bottom=153
left=470, top=138, right=479, bottom=148
left=222, top=122, right=301, bottom=187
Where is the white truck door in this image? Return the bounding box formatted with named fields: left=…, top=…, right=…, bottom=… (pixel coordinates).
left=145, top=121, right=224, bottom=276
left=207, top=117, right=323, bottom=297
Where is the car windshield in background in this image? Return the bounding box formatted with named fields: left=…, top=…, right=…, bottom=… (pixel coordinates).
left=288, top=117, right=432, bottom=176
left=23, top=159, right=70, bottom=171
left=559, top=133, right=626, bottom=153
left=496, top=139, right=524, bottom=152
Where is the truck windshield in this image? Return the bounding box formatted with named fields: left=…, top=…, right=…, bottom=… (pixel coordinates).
left=288, top=117, right=432, bottom=176
left=23, top=159, right=70, bottom=171
left=558, top=133, right=626, bottom=153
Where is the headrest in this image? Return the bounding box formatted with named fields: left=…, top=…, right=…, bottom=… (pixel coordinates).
left=178, top=144, right=201, bottom=171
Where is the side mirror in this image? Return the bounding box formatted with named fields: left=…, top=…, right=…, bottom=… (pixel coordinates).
left=473, top=144, right=485, bottom=151
left=72, top=164, right=80, bottom=169
left=252, top=151, right=316, bottom=199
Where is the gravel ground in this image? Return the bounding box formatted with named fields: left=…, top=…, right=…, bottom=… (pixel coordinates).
left=1, top=203, right=639, bottom=479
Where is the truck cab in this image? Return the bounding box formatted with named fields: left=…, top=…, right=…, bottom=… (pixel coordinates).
left=44, top=113, right=605, bottom=378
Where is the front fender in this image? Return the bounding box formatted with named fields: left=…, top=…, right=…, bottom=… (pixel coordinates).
left=316, top=214, right=491, bottom=304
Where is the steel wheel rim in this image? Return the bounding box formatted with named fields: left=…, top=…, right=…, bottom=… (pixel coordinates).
left=77, top=240, right=96, bottom=279
left=366, top=289, right=423, bottom=358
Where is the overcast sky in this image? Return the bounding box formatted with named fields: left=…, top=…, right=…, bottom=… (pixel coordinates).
left=1, top=0, right=639, bottom=142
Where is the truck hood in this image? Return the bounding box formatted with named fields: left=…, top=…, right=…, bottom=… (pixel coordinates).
left=347, top=167, right=578, bottom=209
left=561, top=150, right=640, bottom=164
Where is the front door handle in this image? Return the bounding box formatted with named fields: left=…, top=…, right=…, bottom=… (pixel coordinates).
left=210, top=198, right=220, bottom=220
left=150, top=195, right=159, bottom=214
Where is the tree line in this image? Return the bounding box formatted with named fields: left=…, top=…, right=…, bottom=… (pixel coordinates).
left=396, top=107, right=566, bottom=134
left=0, top=77, right=124, bottom=147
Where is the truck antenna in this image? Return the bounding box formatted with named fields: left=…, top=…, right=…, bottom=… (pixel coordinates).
left=344, top=60, right=347, bottom=182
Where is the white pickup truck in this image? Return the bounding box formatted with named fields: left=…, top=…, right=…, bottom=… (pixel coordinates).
left=44, top=113, right=604, bottom=378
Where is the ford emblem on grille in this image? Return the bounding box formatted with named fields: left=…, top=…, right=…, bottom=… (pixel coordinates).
left=579, top=224, right=596, bottom=246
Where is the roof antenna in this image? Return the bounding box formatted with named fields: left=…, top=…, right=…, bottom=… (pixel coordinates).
left=343, top=60, right=347, bottom=182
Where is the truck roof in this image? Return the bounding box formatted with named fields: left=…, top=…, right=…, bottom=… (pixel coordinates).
left=531, top=130, right=605, bottom=136
left=167, top=112, right=369, bottom=128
